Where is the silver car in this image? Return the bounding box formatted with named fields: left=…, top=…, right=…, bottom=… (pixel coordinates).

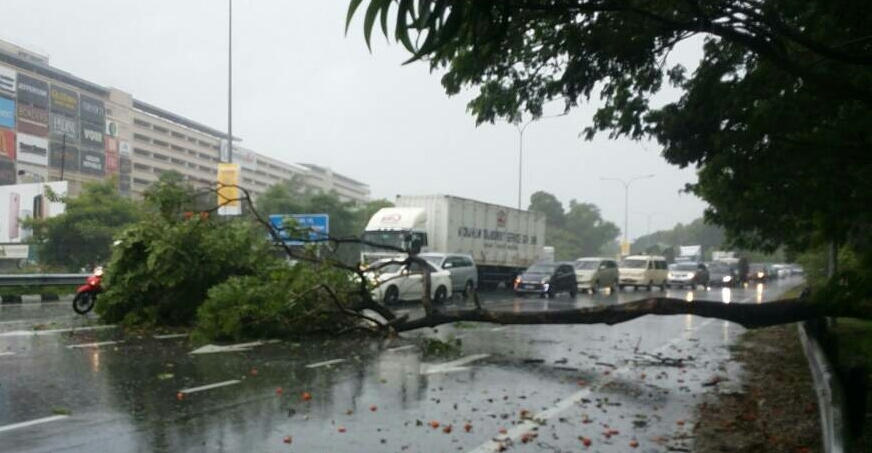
left=420, top=253, right=478, bottom=297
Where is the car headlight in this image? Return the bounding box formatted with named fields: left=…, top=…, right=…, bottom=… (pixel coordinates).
left=757, top=272, right=765, bottom=278
left=687, top=272, right=695, bottom=278
left=723, top=275, right=732, bottom=282
left=541, top=278, right=550, bottom=284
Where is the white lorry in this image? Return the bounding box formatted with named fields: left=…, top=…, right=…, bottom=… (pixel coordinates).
left=361, top=194, right=547, bottom=289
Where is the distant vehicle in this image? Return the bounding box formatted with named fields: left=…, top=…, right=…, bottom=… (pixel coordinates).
left=514, top=262, right=577, bottom=298
left=707, top=261, right=739, bottom=288
left=666, top=262, right=710, bottom=289
left=789, top=264, right=805, bottom=276
left=366, top=259, right=453, bottom=304
left=770, top=264, right=791, bottom=279
left=573, top=257, right=619, bottom=293
left=420, top=252, right=478, bottom=297
left=747, top=263, right=773, bottom=283
left=361, top=195, right=547, bottom=290
left=618, top=255, right=668, bottom=291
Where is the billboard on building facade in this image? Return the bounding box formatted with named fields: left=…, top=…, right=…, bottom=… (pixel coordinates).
left=49, top=141, right=79, bottom=173
left=17, top=103, right=49, bottom=137
left=79, top=149, right=105, bottom=176
left=0, top=97, right=15, bottom=129
left=0, top=66, right=16, bottom=99
left=16, top=73, right=49, bottom=109
left=49, top=85, right=77, bottom=116
left=233, top=148, right=257, bottom=171
left=50, top=113, right=78, bottom=141
left=0, top=181, right=68, bottom=243
left=0, top=158, right=16, bottom=186
left=0, top=128, right=16, bottom=160
left=105, top=148, right=119, bottom=175
left=16, top=134, right=48, bottom=166
left=80, top=121, right=104, bottom=148
left=79, top=95, right=104, bottom=124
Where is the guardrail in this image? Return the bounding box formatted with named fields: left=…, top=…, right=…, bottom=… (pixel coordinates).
left=0, top=273, right=88, bottom=287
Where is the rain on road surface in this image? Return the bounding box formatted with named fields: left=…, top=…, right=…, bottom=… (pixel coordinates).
left=0, top=278, right=801, bottom=452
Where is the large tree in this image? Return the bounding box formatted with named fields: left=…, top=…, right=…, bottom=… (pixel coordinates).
left=348, top=0, right=872, bottom=294
left=528, top=191, right=618, bottom=259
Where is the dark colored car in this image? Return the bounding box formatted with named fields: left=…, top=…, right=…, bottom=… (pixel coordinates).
left=514, top=262, right=577, bottom=298
left=747, top=263, right=772, bottom=283
left=707, top=262, right=739, bottom=288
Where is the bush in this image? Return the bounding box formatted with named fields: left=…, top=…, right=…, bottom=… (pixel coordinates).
left=195, top=261, right=360, bottom=342
left=96, top=217, right=282, bottom=327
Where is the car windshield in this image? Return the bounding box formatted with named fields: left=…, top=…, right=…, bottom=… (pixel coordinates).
left=574, top=261, right=599, bottom=270
left=750, top=263, right=768, bottom=271
left=674, top=263, right=698, bottom=271
left=709, top=263, right=732, bottom=272
left=420, top=255, right=443, bottom=266
left=620, top=259, right=647, bottom=269
left=527, top=263, right=557, bottom=273
left=369, top=261, right=403, bottom=274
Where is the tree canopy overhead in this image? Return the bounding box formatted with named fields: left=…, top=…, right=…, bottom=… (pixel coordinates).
left=348, top=0, right=872, bottom=288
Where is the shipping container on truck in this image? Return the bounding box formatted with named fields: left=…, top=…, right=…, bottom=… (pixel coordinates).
left=361, top=194, right=547, bottom=289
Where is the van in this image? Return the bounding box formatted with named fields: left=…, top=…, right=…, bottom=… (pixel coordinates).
left=618, top=255, right=669, bottom=291
left=573, top=257, right=619, bottom=293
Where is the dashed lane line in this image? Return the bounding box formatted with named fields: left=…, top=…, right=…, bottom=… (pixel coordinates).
left=305, top=358, right=346, bottom=368
left=0, top=415, right=69, bottom=434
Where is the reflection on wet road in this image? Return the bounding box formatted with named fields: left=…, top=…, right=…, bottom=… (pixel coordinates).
left=0, top=278, right=802, bottom=452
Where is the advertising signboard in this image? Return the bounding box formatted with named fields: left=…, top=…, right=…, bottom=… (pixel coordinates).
left=217, top=163, right=241, bottom=216
left=49, top=85, right=78, bottom=116
left=50, top=113, right=78, bottom=141
left=0, top=97, right=15, bottom=129
left=16, top=134, right=48, bottom=166
left=0, top=66, right=16, bottom=99
left=0, top=128, right=16, bottom=160
left=79, top=95, right=105, bottom=124
left=16, top=73, right=49, bottom=109
left=80, top=121, right=104, bottom=148
left=0, top=158, right=16, bottom=186
left=118, top=140, right=131, bottom=156
left=79, top=149, right=105, bottom=176
left=119, top=155, right=132, bottom=174
left=268, top=214, right=330, bottom=246
left=17, top=103, right=49, bottom=136
left=233, top=147, right=257, bottom=171
left=105, top=119, right=119, bottom=138
left=49, top=141, right=79, bottom=172
left=0, top=181, right=68, bottom=243
left=105, top=148, right=119, bottom=175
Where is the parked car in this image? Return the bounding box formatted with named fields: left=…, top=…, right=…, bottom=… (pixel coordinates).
left=366, top=259, right=453, bottom=304
left=618, top=255, right=668, bottom=291
left=707, top=261, right=739, bottom=288
left=514, top=262, right=577, bottom=298
left=573, top=257, right=619, bottom=293
left=666, top=262, right=710, bottom=289
left=420, top=253, right=479, bottom=297
left=747, top=263, right=773, bottom=283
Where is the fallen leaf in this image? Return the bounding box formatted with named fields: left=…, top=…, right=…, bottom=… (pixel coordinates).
left=337, top=426, right=346, bottom=433
left=283, top=435, right=292, bottom=444
left=430, top=420, right=440, bottom=429
left=176, top=392, right=185, bottom=401
left=249, top=367, right=258, bottom=376
left=629, top=439, right=639, bottom=448
left=301, top=391, right=312, bottom=401
left=464, top=423, right=473, bottom=433
left=580, top=436, right=592, bottom=447
left=370, top=405, right=378, bottom=412
left=275, top=387, right=283, bottom=395
left=442, top=425, right=452, bottom=434
left=499, top=428, right=507, bottom=435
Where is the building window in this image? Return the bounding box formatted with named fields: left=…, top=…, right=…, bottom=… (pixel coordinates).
left=152, top=139, right=169, bottom=148
left=133, top=119, right=151, bottom=128
left=133, top=133, right=151, bottom=143
left=152, top=125, right=169, bottom=135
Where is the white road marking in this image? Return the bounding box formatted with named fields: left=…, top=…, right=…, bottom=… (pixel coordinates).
left=305, top=358, right=346, bottom=368
left=490, top=326, right=508, bottom=332
left=0, top=415, right=69, bottom=433
left=67, top=341, right=122, bottom=349
left=153, top=333, right=188, bottom=339
left=386, top=345, right=416, bottom=352
left=0, top=325, right=116, bottom=337
left=179, top=380, right=241, bottom=394
left=189, top=340, right=279, bottom=354
left=0, top=352, right=15, bottom=357
left=420, top=353, right=489, bottom=375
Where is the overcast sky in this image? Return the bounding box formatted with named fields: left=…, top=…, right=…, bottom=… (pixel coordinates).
left=1, top=0, right=708, bottom=241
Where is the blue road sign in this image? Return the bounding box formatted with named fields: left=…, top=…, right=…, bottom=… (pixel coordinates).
left=268, top=214, right=330, bottom=246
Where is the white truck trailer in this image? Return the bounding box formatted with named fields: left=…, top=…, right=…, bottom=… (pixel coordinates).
left=361, top=194, right=547, bottom=289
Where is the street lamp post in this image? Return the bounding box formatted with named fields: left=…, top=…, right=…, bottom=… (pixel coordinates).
left=507, top=113, right=567, bottom=210
left=227, top=0, right=233, bottom=163
left=600, top=174, right=654, bottom=255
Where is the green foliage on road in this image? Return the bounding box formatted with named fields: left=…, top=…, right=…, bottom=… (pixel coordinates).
left=195, top=261, right=359, bottom=341
left=26, top=179, right=142, bottom=271
left=528, top=191, right=619, bottom=260
left=349, top=0, right=872, bottom=300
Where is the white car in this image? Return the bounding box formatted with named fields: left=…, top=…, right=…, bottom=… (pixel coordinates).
left=366, top=259, right=453, bottom=304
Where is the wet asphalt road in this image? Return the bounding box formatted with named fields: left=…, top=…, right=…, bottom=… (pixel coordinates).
left=0, top=278, right=802, bottom=453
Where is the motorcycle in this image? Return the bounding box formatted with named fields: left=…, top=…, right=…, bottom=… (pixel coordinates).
left=73, top=266, right=104, bottom=314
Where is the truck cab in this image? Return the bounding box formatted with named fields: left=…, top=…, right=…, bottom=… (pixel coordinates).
left=361, top=207, right=428, bottom=263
